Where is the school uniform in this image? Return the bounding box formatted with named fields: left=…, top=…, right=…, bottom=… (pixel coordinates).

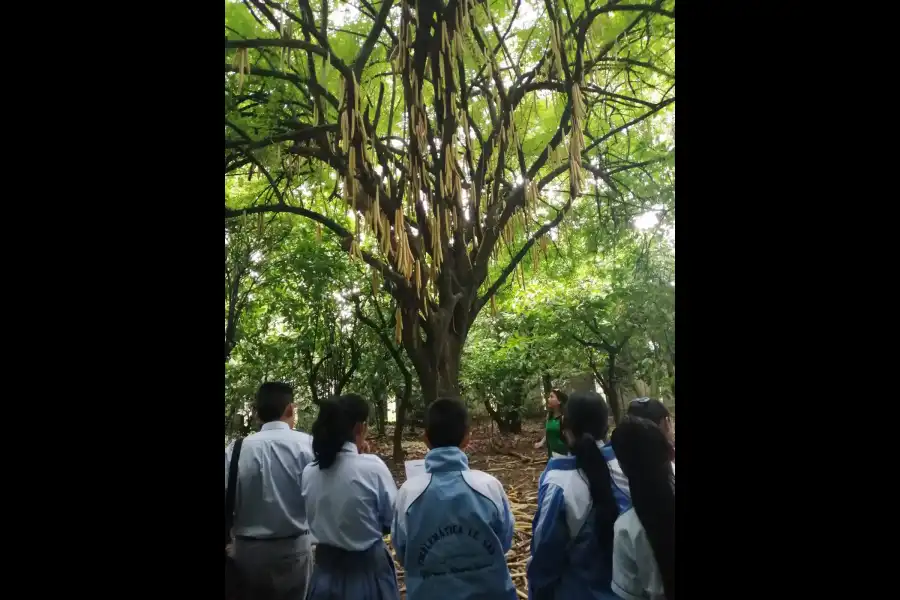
left=545, top=415, right=568, bottom=458
left=392, top=446, right=516, bottom=600
left=224, top=421, right=315, bottom=600
left=302, top=442, right=400, bottom=600
left=611, top=509, right=665, bottom=600
left=527, top=443, right=631, bottom=600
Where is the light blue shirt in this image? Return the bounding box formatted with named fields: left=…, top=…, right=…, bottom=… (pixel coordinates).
left=301, top=442, right=398, bottom=551
left=612, top=509, right=665, bottom=600
left=392, top=446, right=516, bottom=600
left=528, top=442, right=631, bottom=600
left=224, top=421, right=314, bottom=539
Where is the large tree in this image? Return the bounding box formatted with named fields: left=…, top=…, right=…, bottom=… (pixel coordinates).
left=224, top=0, right=675, bottom=405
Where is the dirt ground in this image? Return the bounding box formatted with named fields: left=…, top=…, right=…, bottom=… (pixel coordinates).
left=367, top=418, right=548, bottom=600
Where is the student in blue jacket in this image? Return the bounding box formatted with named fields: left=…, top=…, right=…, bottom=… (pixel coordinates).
left=392, top=397, right=517, bottom=600
left=527, top=391, right=631, bottom=600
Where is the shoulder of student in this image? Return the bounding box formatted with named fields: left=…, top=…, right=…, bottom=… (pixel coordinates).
left=356, top=452, right=390, bottom=469
left=357, top=453, right=395, bottom=481
left=291, top=429, right=313, bottom=441
left=291, top=430, right=314, bottom=450
left=463, top=469, right=508, bottom=511
left=397, top=473, right=432, bottom=513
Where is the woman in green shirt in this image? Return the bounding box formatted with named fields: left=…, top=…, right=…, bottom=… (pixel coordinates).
left=534, top=389, right=569, bottom=458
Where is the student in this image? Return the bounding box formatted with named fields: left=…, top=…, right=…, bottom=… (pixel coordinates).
left=534, top=389, right=569, bottom=458
left=626, top=398, right=675, bottom=468
left=625, top=398, right=674, bottom=444
left=302, top=394, right=400, bottom=600
left=224, top=382, right=315, bottom=600
left=527, top=391, right=631, bottom=600
left=392, top=397, right=516, bottom=600
left=609, top=417, right=674, bottom=600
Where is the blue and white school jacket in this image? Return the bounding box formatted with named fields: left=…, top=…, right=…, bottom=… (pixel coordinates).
left=527, top=443, right=631, bottom=600
left=391, top=446, right=517, bottom=600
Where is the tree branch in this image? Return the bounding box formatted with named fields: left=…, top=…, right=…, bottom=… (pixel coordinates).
left=353, top=0, right=394, bottom=79
left=225, top=203, right=411, bottom=290
left=474, top=195, right=574, bottom=315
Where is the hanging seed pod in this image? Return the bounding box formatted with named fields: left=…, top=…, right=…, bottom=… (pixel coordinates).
left=415, top=260, right=422, bottom=296
left=340, top=111, right=349, bottom=153
left=490, top=295, right=497, bottom=316
left=394, top=307, right=403, bottom=345
left=316, top=223, right=323, bottom=242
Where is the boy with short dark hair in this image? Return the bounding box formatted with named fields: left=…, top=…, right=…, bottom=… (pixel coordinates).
left=391, top=397, right=516, bottom=600
left=225, top=382, right=315, bottom=600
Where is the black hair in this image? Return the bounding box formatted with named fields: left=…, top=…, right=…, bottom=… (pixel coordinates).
left=552, top=389, right=568, bottom=405
left=311, top=394, right=369, bottom=469
left=425, top=397, right=469, bottom=448
left=547, top=388, right=568, bottom=420
left=611, top=416, right=675, bottom=600
left=255, top=382, right=294, bottom=423
left=626, top=397, right=670, bottom=426
left=563, top=392, right=618, bottom=563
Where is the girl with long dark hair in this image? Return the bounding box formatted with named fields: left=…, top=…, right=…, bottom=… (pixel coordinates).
left=626, top=397, right=675, bottom=466
left=301, top=394, right=400, bottom=600
left=527, top=391, right=631, bottom=600
left=534, top=389, right=569, bottom=459
left=610, top=417, right=674, bottom=600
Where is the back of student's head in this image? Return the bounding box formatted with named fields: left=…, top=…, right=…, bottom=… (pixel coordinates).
left=425, top=397, right=469, bottom=448
left=255, top=382, right=294, bottom=423
left=311, top=393, right=369, bottom=469
left=611, top=416, right=674, bottom=600
left=626, top=397, right=670, bottom=426
left=563, top=392, right=618, bottom=561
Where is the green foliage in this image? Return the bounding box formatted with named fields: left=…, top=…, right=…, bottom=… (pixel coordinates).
left=224, top=0, right=676, bottom=432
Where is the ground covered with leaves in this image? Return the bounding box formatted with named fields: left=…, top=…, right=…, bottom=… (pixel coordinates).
left=368, top=418, right=548, bottom=599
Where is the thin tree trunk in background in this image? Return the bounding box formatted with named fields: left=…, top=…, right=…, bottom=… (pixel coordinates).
left=392, top=376, right=411, bottom=462
left=372, top=386, right=387, bottom=437
left=607, top=352, right=622, bottom=424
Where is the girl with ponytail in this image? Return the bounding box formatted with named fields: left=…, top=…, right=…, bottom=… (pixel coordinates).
left=527, top=392, right=631, bottom=600
left=610, top=417, right=674, bottom=600
left=301, top=394, right=401, bottom=600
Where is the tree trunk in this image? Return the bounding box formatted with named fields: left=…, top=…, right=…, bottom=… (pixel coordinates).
left=500, top=409, right=522, bottom=434
left=482, top=394, right=522, bottom=434
left=371, top=386, right=387, bottom=437
left=607, top=353, right=623, bottom=424
left=542, top=372, right=553, bottom=397
left=392, top=374, right=412, bottom=462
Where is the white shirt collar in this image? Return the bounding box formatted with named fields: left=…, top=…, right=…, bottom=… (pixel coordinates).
left=341, top=441, right=358, bottom=454
left=261, top=421, right=290, bottom=432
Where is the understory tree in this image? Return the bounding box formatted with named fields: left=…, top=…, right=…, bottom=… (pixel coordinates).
left=225, top=0, right=675, bottom=408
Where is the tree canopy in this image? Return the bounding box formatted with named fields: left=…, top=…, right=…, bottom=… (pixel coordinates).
left=225, top=0, right=675, bottom=445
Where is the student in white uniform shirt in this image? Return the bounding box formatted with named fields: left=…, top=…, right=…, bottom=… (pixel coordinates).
left=224, top=382, right=315, bottom=600
left=625, top=397, right=675, bottom=471
left=609, top=416, right=674, bottom=600
left=302, top=394, right=400, bottom=600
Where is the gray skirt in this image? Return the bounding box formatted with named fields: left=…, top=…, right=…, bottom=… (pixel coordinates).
left=306, top=542, right=400, bottom=600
